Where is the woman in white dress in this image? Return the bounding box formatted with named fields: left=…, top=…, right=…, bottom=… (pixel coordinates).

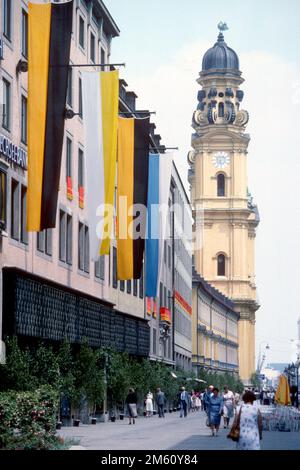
left=145, top=392, right=153, bottom=417
left=236, top=391, right=262, bottom=450
left=222, top=385, right=234, bottom=429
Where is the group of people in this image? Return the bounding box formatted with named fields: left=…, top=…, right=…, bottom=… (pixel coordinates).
left=125, top=385, right=263, bottom=450
left=125, top=388, right=167, bottom=424
left=203, top=385, right=238, bottom=436
left=204, top=385, right=263, bottom=450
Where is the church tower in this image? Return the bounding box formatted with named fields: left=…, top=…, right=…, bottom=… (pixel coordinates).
left=188, top=26, right=260, bottom=383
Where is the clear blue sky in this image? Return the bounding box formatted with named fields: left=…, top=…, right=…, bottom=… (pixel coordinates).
left=107, top=0, right=300, bottom=77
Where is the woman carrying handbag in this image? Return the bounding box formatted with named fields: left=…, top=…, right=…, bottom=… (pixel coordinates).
left=228, top=391, right=263, bottom=450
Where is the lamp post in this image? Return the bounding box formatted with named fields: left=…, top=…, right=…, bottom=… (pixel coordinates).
left=257, top=342, right=270, bottom=374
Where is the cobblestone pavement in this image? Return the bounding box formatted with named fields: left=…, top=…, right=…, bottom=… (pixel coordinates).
left=58, top=410, right=300, bottom=450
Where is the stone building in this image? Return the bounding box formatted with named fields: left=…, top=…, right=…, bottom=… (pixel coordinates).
left=188, top=27, right=260, bottom=383
left=0, top=0, right=192, bottom=368
left=192, top=268, right=239, bottom=375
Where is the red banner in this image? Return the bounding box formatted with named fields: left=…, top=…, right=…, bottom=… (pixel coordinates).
left=160, top=307, right=171, bottom=324
left=174, top=290, right=192, bottom=316
left=79, top=185, right=84, bottom=208
left=153, top=301, right=157, bottom=319
left=146, top=297, right=152, bottom=316
left=67, top=176, right=73, bottom=201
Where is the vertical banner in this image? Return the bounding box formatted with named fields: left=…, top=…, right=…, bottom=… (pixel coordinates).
left=156, top=153, right=173, bottom=296
left=117, top=117, right=150, bottom=280
left=145, top=153, right=173, bottom=298
left=82, top=70, right=119, bottom=259
left=27, top=0, right=73, bottom=231
left=145, top=154, right=160, bottom=298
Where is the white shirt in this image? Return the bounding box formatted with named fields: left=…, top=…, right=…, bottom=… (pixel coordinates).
left=223, top=390, right=234, bottom=406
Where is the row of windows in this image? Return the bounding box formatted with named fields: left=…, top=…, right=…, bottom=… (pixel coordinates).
left=2, top=1, right=106, bottom=65
left=164, top=240, right=172, bottom=269
left=77, top=11, right=107, bottom=65
left=111, top=247, right=144, bottom=299
left=2, top=78, right=27, bottom=145
left=159, top=282, right=172, bottom=310
left=175, top=308, right=192, bottom=340
left=3, top=1, right=28, bottom=57
left=174, top=237, right=192, bottom=275
left=174, top=271, right=192, bottom=305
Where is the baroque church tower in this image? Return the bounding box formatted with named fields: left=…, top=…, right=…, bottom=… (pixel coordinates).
left=188, top=27, right=260, bottom=383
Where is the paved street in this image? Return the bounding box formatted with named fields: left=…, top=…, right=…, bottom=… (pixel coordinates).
left=58, top=410, right=300, bottom=451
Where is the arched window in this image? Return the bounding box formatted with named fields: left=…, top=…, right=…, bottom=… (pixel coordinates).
left=217, top=254, right=226, bottom=276
left=217, top=173, right=225, bottom=197
left=218, top=102, right=224, bottom=117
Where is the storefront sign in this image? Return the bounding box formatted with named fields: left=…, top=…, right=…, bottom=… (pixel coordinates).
left=0, top=134, right=27, bottom=169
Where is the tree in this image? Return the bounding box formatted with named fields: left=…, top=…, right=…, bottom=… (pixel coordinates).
left=0, top=337, right=34, bottom=392
left=73, top=339, right=105, bottom=411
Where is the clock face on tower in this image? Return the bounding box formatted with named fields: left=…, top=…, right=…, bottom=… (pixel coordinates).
left=212, top=151, right=230, bottom=169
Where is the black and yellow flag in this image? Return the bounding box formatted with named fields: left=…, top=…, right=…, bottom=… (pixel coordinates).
left=117, top=117, right=150, bottom=280
left=27, top=0, right=73, bottom=231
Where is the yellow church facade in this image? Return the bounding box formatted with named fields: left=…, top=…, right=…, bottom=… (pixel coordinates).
left=188, top=28, right=259, bottom=383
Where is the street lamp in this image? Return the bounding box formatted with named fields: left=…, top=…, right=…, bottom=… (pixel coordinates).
left=257, top=342, right=270, bottom=374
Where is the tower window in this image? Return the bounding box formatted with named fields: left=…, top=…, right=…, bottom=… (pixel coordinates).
left=218, top=102, right=224, bottom=118
left=217, top=173, right=225, bottom=197
left=217, top=254, right=226, bottom=276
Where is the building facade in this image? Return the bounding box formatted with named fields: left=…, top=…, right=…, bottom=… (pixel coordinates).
left=147, top=162, right=193, bottom=371
left=192, top=268, right=239, bottom=375
left=0, top=0, right=149, bottom=361
left=188, top=28, right=260, bottom=383
left=0, top=1, right=193, bottom=368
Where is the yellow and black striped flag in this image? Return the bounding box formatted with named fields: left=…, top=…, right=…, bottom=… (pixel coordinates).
left=27, top=0, right=73, bottom=231
left=117, top=117, right=150, bottom=280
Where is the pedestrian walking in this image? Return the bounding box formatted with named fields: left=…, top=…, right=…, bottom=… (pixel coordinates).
left=156, top=388, right=166, bottom=418
left=208, top=387, right=223, bottom=437
left=222, top=385, right=234, bottom=429
left=179, top=387, right=189, bottom=418
left=234, top=390, right=263, bottom=450
left=125, top=388, right=138, bottom=425
left=145, top=391, right=153, bottom=417
left=234, top=391, right=240, bottom=408
left=204, top=385, right=214, bottom=410
left=203, top=385, right=214, bottom=423
left=191, top=391, right=197, bottom=412
left=195, top=393, right=201, bottom=411
left=200, top=391, right=205, bottom=411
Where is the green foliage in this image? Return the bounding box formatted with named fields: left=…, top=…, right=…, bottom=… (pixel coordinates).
left=0, top=337, right=34, bottom=392
left=196, top=368, right=244, bottom=394
left=0, top=386, right=60, bottom=450
left=250, top=372, right=260, bottom=389
left=30, top=342, right=61, bottom=389
left=57, top=339, right=75, bottom=400
left=73, top=339, right=105, bottom=408
left=101, top=349, right=132, bottom=403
